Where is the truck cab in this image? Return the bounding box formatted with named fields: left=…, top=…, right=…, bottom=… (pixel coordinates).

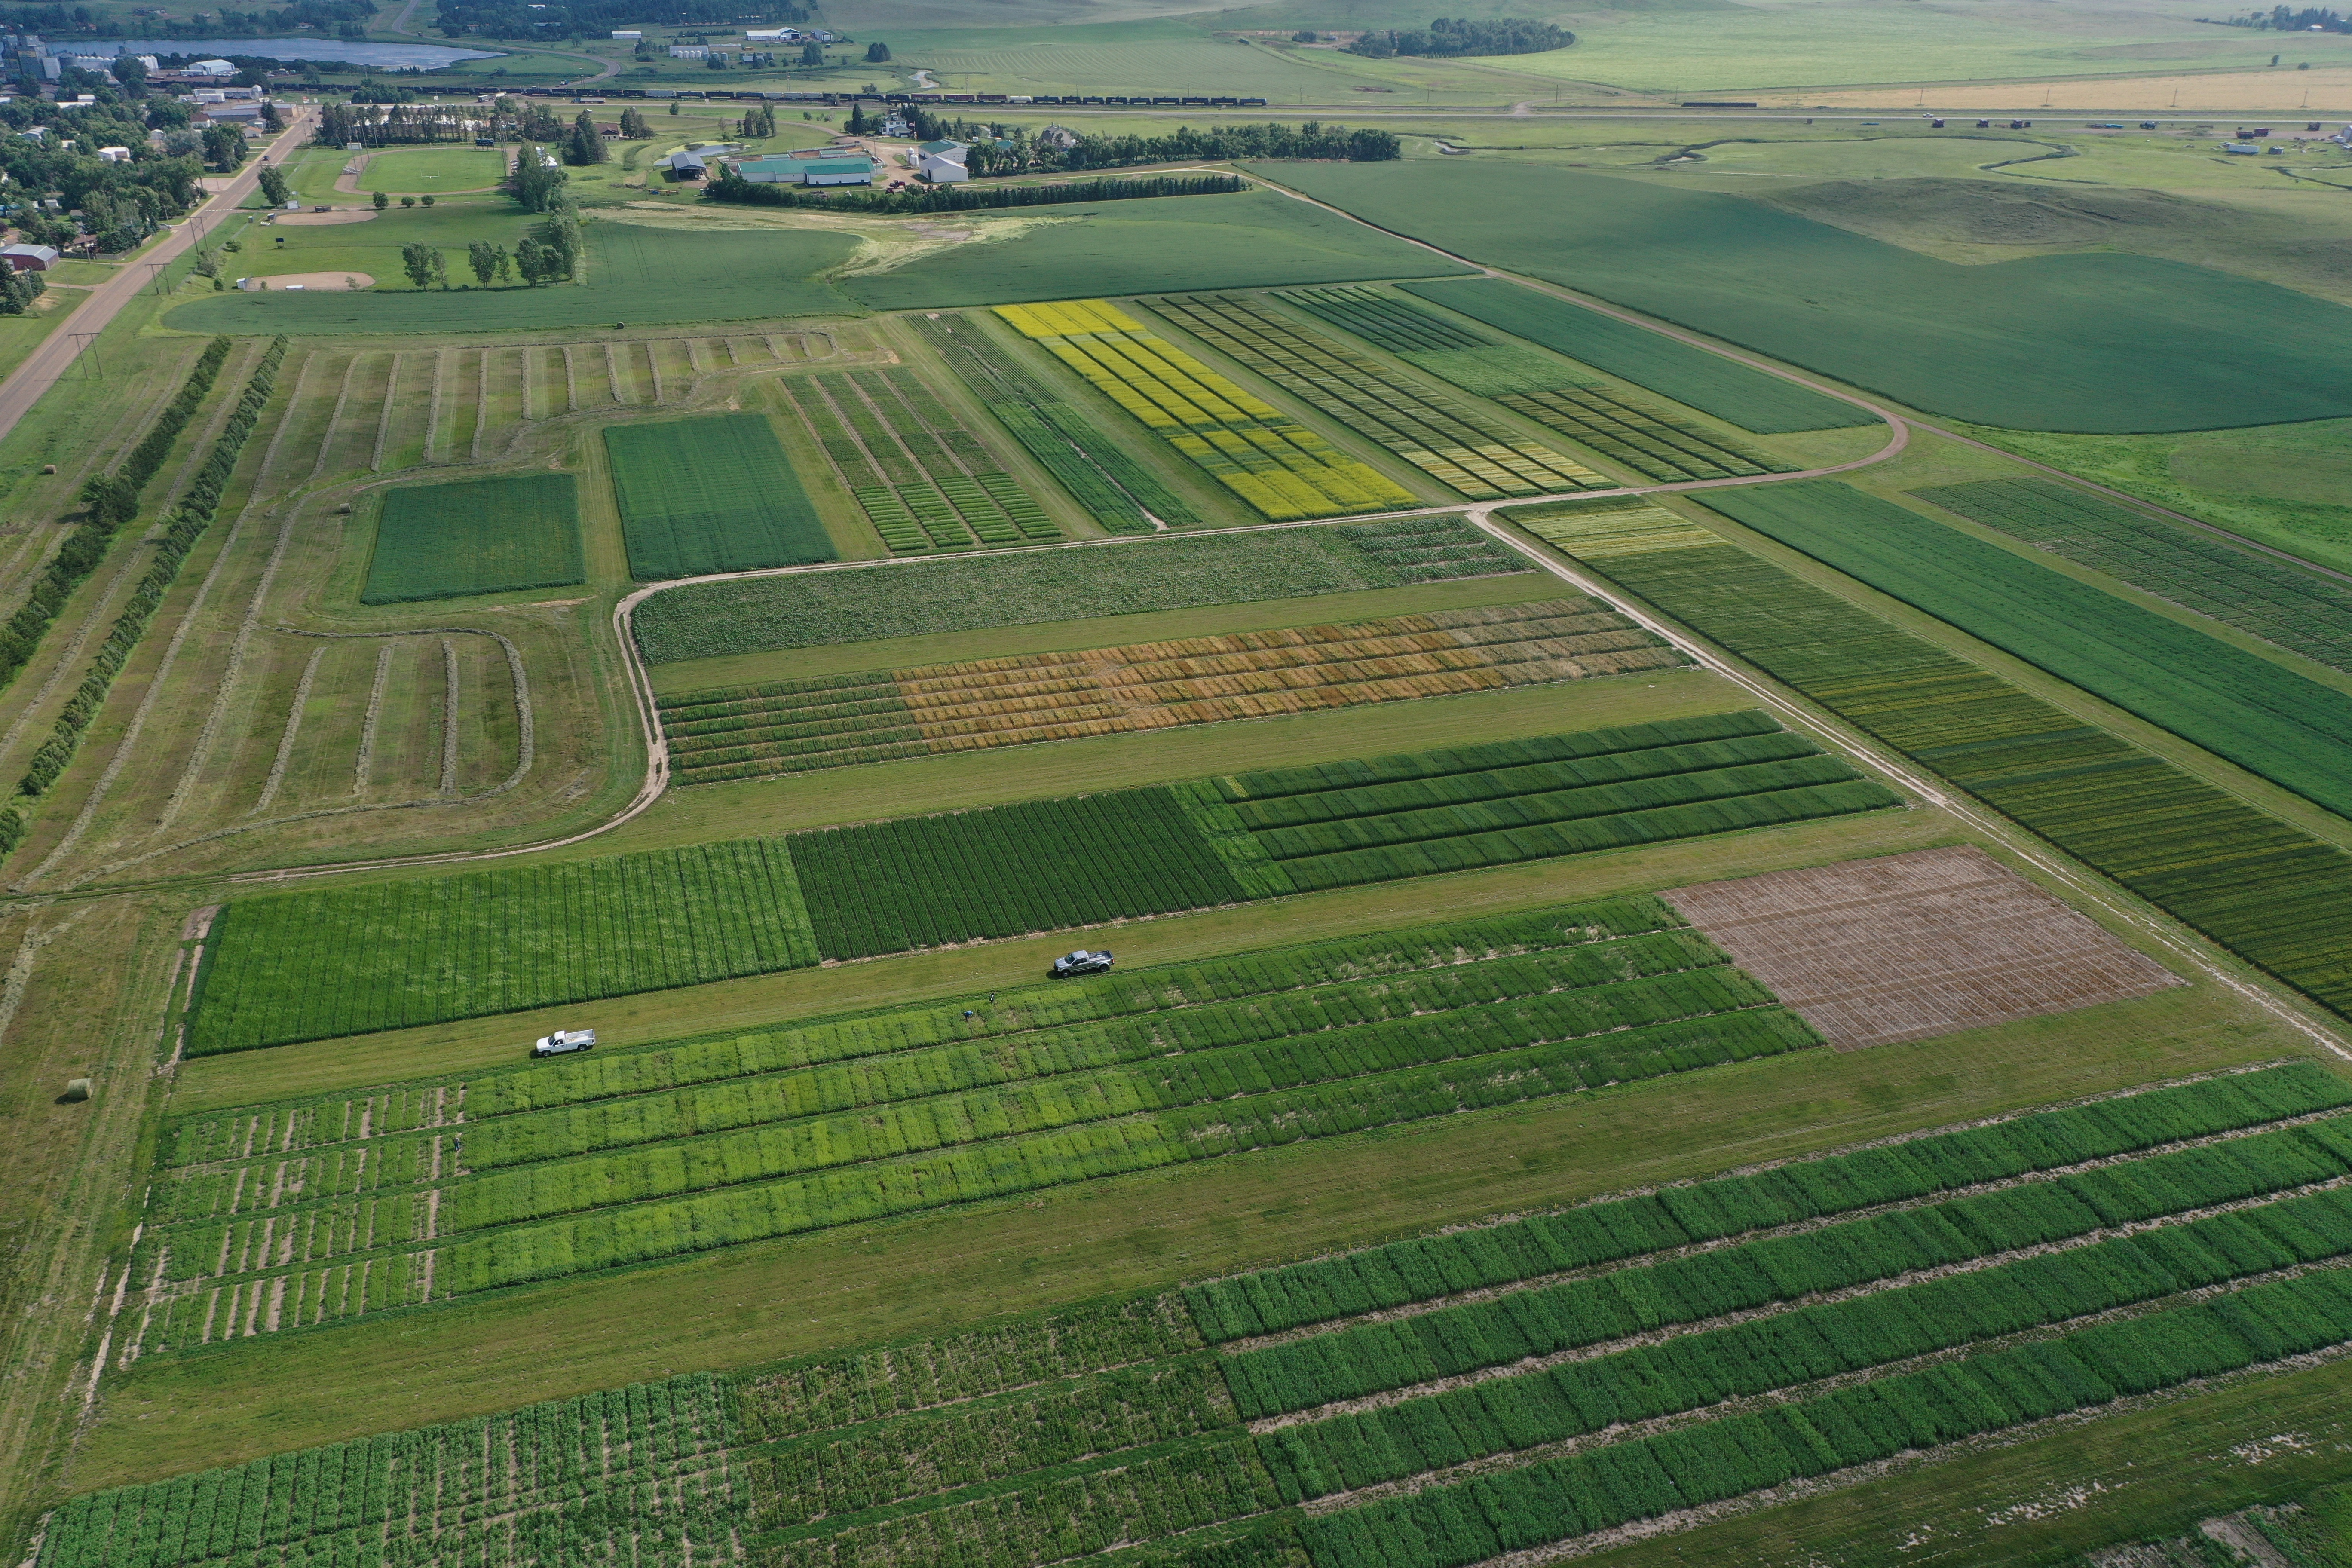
left=532, top=1028, right=597, bottom=1058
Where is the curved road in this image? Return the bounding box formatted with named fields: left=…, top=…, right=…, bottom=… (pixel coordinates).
left=0, top=107, right=318, bottom=447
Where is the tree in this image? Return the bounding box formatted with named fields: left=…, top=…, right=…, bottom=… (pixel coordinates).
left=112, top=55, right=149, bottom=96
left=505, top=144, right=570, bottom=212
left=565, top=110, right=607, bottom=165
left=467, top=238, right=500, bottom=285
left=799, top=40, right=823, bottom=65
left=865, top=40, right=890, bottom=61
left=668, top=100, right=680, bottom=115
left=514, top=234, right=552, bottom=285
left=400, top=240, right=439, bottom=288
left=202, top=122, right=247, bottom=172
left=1293, top=29, right=1317, bottom=41
left=619, top=107, right=649, bottom=139
left=372, top=188, right=389, bottom=209
left=422, top=194, right=436, bottom=207
left=260, top=100, right=283, bottom=131
left=400, top=194, right=416, bottom=207
left=846, top=102, right=867, bottom=135
left=0, top=265, right=48, bottom=316
left=257, top=162, right=291, bottom=207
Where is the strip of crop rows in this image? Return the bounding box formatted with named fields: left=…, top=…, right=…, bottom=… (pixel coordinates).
left=140, top=901, right=1819, bottom=1347
left=1528, top=508, right=2352, bottom=1018
left=913, top=311, right=1193, bottom=533
left=1147, top=294, right=1604, bottom=499
left=656, top=596, right=1682, bottom=783
left=61, top=1066, right=2351, bottom=1568
left=998, top=299, right=1418, bottom=520
left=1917, top=476, right=2352, bottom=678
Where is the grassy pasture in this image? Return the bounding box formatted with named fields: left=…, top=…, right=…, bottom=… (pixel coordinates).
left=603, top=413, right=836, bottom=580
left=359, top=472, right=586, bottom=605
left=839, top=190, right=1475, bottom=311
left=1267, top=160, right=2352, bottom=434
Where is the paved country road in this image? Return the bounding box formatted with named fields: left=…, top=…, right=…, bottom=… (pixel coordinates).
left=0, top=105, right=317, bottom=447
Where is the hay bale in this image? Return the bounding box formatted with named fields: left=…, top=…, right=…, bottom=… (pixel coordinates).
left=61, top=1078, right=92, bottom=1102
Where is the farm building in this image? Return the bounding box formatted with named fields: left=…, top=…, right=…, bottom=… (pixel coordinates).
left=609, top=28, right=640, bottom=37
left=665, top=149, right=707, bottom=177
left=668, top=44, right=707, bottom=58
left=1037, top=124, right=1079, bottom=150
left=735, top=154, right=807, bottom=183
left=2, top=243, right=57, bottom=270
left=803, top=156, right=876, bottom=187
left=916, top=139, right=969, bottom=183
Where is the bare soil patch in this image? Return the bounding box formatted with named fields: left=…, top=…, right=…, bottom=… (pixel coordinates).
left=1665, top=845, right=2180, bottom=1050
left=250, top=273, right=375, bottom=291
left=272, top=209, right=378, bottom=227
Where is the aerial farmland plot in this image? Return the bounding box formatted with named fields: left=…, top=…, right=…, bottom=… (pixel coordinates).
left=12, top=9, right=2352, bottom=1565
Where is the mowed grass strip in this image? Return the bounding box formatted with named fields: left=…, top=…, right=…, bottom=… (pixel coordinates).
left=359, top=472, right=585, bottom=605
left=604, top=413, right=837, bottom=580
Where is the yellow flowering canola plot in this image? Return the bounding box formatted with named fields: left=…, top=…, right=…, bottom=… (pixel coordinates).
left=994, top=300, right=1416, bottom=521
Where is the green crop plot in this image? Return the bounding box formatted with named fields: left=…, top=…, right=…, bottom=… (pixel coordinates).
left=632, top=518, right=1528, bottom=663
left=1274, top=162, right=2352, bottom=434
left=358, top=472, right=585, bottom=604
left=1703, top=481, right=2352, bottom=824
left=603, top=413, right=836, bottom=579
left=61, top=1065, right=2352, bottom=1566
left=187, top=714, right=1883, bottom=1051
left=1522, top=508, right=2352, bottom=1017
left=1402, top=277, right=1871, bottom=435
left=1915, top=478, right=2352, bottom=679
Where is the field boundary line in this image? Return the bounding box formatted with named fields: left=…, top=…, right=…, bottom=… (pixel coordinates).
left=1468, top=510, right=2352, bottom=1060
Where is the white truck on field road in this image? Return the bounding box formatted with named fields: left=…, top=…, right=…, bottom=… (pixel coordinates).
left=532, top=1028, right=597, bottom=1058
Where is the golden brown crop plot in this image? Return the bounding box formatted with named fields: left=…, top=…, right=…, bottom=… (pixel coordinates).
left=1663, top=845, right=2181, bottom=1050
left=658, top=597, right=1686, bottom=783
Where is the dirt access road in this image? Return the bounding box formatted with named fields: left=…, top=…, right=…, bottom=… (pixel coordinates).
left=0, top=107, right=317, bottom=448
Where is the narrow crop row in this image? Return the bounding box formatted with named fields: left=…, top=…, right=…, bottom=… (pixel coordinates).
left=1148, top=294, right=1604, bottom=499
left=1498, top=385, right=1788, bottom=482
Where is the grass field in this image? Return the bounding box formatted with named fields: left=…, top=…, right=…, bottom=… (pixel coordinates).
left=358, top=473, right=585, bottom=605
left=631, top=519, right=1530, bottom=664
left=1269, top=162, right=2352, bottom=434
left=603, top=413, right=836, bottom=579
left=355, top=147, right=507, bottom=194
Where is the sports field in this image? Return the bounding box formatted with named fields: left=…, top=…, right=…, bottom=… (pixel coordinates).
left=18, top=21, right=2352, bottom=1566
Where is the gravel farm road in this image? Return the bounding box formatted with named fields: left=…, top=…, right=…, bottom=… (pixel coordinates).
left=0, top=105, right=318, bottom=447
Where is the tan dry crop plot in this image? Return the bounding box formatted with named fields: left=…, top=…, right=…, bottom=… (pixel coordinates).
left=1663, top=845, right=2180, bottom=1049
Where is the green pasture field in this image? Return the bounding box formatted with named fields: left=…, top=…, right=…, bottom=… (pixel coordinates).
left=631, top=520, right=1530, bottom=663
left=175, top=222, right=860, bottom=333
left=603, top=413, right=836, bottom=579
left=1702, top=481, right=2352, bottom=824
left=359, top=472, right=586, bottom=605
left=1264, top=160, right=2352, bottom=434
left=355, top=147, right=508, bottom=194
left=837, top=189, right=1475, bottom=311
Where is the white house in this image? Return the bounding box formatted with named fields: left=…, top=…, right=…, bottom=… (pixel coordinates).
left=96, top=144, right=129, bottom=162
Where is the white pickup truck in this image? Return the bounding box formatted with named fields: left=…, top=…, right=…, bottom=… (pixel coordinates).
left=531, top=1028, right=597, bottom=1059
